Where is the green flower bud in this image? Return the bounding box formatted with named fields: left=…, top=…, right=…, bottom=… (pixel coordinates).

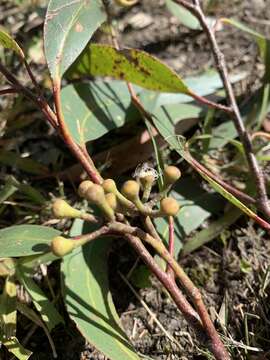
left=52, top=199, right=81, bottom=219
left=78, top=180, right=94, bottom=198
left=121, top=180, right=140, bottom=201
left=102, top=179, right=117, bottom=194
left=160, top=197, right=180, bottom=216
left=85, top=184, right=115, bottom=221
left=105, top=193, right=118, bottom=211
left=51, top=236, right=75, bottom=257
left=164, top=166, right=181, bottom=185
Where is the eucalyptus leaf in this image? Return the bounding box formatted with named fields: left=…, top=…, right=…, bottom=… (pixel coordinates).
left=61, top=80, right=139, bottom=144
left=0, top=27, right=24, bottom=58
left=0, top=336, right=32, bottom=360
left=181, top=207, right=242, bottom=255
left=67, top=44, right=191, bottom=94
left=44, top=0, right=106, bottom=79
left=0, top=276, right=17, bottom=339
left=166, top=0, right=200, bottom=30
left=62, top=219, right=142, bottom=360
left=0, top=225, right=60, bottom=257
left=16, top=265, right=64, bottom=331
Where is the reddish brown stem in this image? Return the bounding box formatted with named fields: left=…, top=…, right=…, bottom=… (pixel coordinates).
left=0, top=61, right=58, bottom=129
left=124, top=234, right=205, bottom=335
left=173, top=0, right=270, bottom=219
left=53, top=80, right=103, bottom=184
left=187, top=151, right=256, bottom=205
left=110, top=222, right=230, bottom=360
left=0, top=88, right=18, bottom=96
left=166, top=216, right=175, bottom=279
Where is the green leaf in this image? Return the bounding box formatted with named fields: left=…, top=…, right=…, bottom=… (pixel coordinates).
left=155, top=177, right=224, bottom=256
left=16, top=265, right=64, bottom=331
left=62, top=219, right=141, bottom=360
left=139, top=70, right=246, bottom=109
left=0, top=276, right=17, bottom=339
left=67, top=44, right=190, bottom=93
left=181, top=207, right=242, bottom=255
left=44, top=0, right=106, bottom=79
left=0, top=27, right=24, bottom=59
left=155, top=130, right=262, bottom=221
left=61, top=80, right=139, bottom=144
left=222, top=18, right=269, bottom=61
left=165, top=0, right=200, bottom=30
left=130, top=265, right=152, bottom=289
left=0, top=225, right=60, bottom=257
left=222, top=19, right=270, bottom=85
left=0, top=179, right=17, bottom=204
left=0, top=336, right=32, bottom=360
left=0, top=151, right=48, bottom=175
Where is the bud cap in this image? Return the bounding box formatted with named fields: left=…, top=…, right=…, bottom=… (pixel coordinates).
left=160, top=197, right=180, bottom=216
left=51, top=236, right=75, bottom=257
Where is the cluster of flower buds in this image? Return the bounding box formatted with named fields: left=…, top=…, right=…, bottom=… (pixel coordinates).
left=50, top=165, right=181, bottom=257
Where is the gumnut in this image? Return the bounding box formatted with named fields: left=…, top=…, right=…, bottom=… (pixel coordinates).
left=52, top=199, right=81, bottom=219
left=160, top=197, right=180, bottom=216
left=85, top=184, right=106, bottom=205
left=164, top=166, right=181, bottom=185
left=85, top=184, right=115, bottom=221
left=78, top=180, right=94, bottom=198
left=105, top=193, right=118, bottom=211
left=121, top=180, right=140, bottom=201
left=51, top=236, right=75, bottom=257
left=102, top=179, right=117, bottom=194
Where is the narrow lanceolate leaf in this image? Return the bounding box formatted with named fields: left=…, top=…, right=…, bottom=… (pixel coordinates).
left=155, top=127, right=265, bottom=224
left=0, top=27, right=24, bottom=58
left=61, top=80, right=139, bottom=144
left=0, top=276, right=17, bottom=339
left=16, top=266, right=64, bottom=331
left=181, top=207, right=242, bottom=255
left=67, top=44, right=191, bottom=93
left=62, top=219, right=142, bottom=360
left=166, top=0, right=200, bottom=30
left=0, top=225, right=60, bottom=257
left=0, top=337, right=32, bottom=360
left=44, top=0, right=106, bottom=80
left=222, top=18, right=269, bottom=60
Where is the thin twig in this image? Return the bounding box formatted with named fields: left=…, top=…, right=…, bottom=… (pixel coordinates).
left=53, top=80, right=103, bottom=184
left=173, top=0, right=270, bottom=218
left=166, top=216, right=175, bottom=279
left=0, top=88, right=18, bottom=96
left=110, top=222, right=230, bottom=360
left=0, top=61, right=58, bottom=128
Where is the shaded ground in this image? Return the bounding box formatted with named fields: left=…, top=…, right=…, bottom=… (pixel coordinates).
left=1, top=0, right=270, bottom=359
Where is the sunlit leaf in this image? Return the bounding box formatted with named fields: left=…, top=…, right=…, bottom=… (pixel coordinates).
left=67, top=44, right=190, bottom=93
left=62, top=219, right=142, bottom=360
left=0, top=27, right=24, bottom=59
left=16, top=265, right=64, bottom=331
left=0, top=336, right=32, bottom=360
left=0, top=276, right=17, bottom=339
left=166, top=0, right=200, bottom=30
left=44, top=0, right=106, bottom=79
left=0, top=225, right=60, bottom=257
